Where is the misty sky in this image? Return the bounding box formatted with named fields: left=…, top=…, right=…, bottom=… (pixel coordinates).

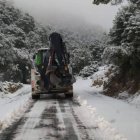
left=13, top=0, right=127, bottom=31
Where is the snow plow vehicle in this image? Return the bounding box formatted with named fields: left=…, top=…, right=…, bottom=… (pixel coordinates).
left=31, top=33, right=75, bottom=99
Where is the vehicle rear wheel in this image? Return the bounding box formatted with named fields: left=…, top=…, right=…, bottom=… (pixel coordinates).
left=65, top=92, right=73, bottom=98
left=32, top=94, right=40, bottom=99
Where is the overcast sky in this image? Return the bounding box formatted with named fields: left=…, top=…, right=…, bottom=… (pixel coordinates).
left=13, top=0, right=127, bottom=31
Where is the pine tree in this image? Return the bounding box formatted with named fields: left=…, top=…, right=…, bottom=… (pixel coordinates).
left=108, top=1, right=140, bottom=75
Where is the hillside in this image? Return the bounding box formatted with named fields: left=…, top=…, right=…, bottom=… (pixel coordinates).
left=0, top=0, right=108, bottom=82
left=0, top=0, right=50, bottom=82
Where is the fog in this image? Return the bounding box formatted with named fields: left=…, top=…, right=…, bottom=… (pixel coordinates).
left=13, top=0, right=127, bottom=31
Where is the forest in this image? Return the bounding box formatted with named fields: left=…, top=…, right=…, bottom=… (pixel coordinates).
left=0, top=0, right=140, bottom=96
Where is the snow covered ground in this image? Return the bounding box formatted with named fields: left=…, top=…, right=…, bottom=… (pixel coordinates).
left=0, top=84, right=31, bottom=132
left=74, top=77, right=140, bottom=140
left=0, top=66, right=140, bottom=140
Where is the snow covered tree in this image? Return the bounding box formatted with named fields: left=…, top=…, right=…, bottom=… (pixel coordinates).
left=2, top=24, right=27, bottom=48
left=93, top=0, right=140, bottom=5
left=16, top=13, right=35, bottom=34
left=93, top=0, right=123, bottom=5
left=109, top=8, right=127, bottom=46
left=0, top=0, right=50, bottom=82
left=34, top=25, right=49, bottom=46
left=103, top=1, right=140, bottom=96
left=0, top=1, right=21, bottom=25
left=109, top=2, right=140, bottom=73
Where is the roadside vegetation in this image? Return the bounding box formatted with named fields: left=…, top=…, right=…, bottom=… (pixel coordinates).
left=0, top=0, right=139, bottom=98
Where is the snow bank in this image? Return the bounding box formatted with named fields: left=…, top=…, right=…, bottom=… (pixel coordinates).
left=74, top=78, right=140, bottom=140
left=128, top=91, right=140, bottom=108
left=76, top=96, right=126, bottom=140
left=91, top=65, right=115, bottom=92
left=79, top=62, right=98, bottom=77
left=0, top=81, right=23, bottom=95
left=0, top=84, right=32, bottom=132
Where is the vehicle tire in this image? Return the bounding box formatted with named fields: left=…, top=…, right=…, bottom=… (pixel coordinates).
left=65, top=92, right=73, bottom=98
left=32, top=94, right=40, bottom=99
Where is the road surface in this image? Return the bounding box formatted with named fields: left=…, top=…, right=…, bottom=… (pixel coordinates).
left=0, top=94, right=103, bottom=140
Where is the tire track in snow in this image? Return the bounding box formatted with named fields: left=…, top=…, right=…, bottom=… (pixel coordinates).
left=58, top=99, right=80, bottom=140
left=0, top=94, right=116, bottom=140
left=58, top=98, right=99, bottom=140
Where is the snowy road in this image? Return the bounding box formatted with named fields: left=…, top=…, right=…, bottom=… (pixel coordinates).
left=1, top=77, right=139, bottom=140
left=0, top=95, right=104, bottom=140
